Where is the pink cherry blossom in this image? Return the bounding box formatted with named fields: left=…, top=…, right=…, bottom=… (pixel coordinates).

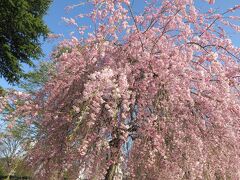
left=1, top=0, right=240, bottom=179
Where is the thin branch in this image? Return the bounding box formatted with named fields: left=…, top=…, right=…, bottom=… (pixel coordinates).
left=127, top=5, right=145, bottom=51
left=151, top=9, right=182, bottom=53
left=187, top=42, right=240, bottom=61
left=199, top=6, right=240, bottom=37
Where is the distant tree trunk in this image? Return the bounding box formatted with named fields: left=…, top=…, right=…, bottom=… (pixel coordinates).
left=105, top=164, right=118, bottom=180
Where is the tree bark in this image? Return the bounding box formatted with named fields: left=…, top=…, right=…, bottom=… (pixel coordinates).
left=105, top=164, right=117, bottom=180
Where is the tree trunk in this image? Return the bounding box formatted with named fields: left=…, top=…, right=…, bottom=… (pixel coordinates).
left=105, top=164, right=117, bottom=180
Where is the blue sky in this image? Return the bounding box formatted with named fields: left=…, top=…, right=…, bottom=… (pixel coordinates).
left=0, top=0, right=240, bottom=89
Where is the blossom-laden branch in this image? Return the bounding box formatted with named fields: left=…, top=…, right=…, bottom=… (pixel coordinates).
left=2, top=0, right=240, bottom=179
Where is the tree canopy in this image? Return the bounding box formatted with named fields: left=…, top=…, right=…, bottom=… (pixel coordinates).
left=1, top=0, right=240, bottom=179
left=0, top=0, right=52, bottom=84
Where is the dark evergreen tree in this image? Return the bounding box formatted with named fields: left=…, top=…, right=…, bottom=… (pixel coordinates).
left=0, top=0, right=52, bottom=84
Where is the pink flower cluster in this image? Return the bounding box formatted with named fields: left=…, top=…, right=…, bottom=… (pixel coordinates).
left=2, top=0, right=240, bottom=179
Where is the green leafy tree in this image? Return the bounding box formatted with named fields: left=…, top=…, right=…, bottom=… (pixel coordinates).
left=0, top=128, right=34, bottom=177
left=20, top=61, right=56, bottom=93
left=0, top=132, right=25, bottom=175
left=0, top=0, right=52, bottom=84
